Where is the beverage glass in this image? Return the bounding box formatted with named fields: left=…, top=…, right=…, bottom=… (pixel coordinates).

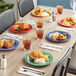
left=70, top=0, right=76, bottom=18
left=23, top=39, right=31, bottom=50
left=57, top=5, right=63, bottom=14
left=36, top=21, right=43, bottom=28
left=36, top=28, right=44, bottom=40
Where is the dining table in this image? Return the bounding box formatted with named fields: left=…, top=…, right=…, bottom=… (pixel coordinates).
left=0, top=5, right=76, bottom=76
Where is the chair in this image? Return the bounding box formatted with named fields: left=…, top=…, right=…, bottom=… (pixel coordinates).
left=18, top=0, right=34, bottom=17
left=52, top=47, right=73, bottom=76
left=0, top=9, right=16, bottom=34
left=68, top=42, right=76, bottom=75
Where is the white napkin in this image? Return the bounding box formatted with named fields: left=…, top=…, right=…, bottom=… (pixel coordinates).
left=40, top=43, right=62, bottom=52
left=54, top=26, right=74, bottom=33
left=2, top=33, right=23, bottom=41
left=18, top=66, right=44, bottom=76
left=40, top=7, right=51, bottom=11
left=22, top=20, right=36, bottom=25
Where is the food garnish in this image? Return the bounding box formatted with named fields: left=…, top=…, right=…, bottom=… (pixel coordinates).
left=13, top=25, right=20, bottom=31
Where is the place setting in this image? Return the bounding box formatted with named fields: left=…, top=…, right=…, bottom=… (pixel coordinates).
left=0, top=33, right=23, bottom=51
left=18, top=66, right=45, bottom=76
left=18, top=49, right=53, bottom=76
left=40, top=29, right=71, bottom=52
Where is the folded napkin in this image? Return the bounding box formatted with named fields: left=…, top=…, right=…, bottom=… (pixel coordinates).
left=2, top=33, right=23, bottom=41
left=40, top=7, right=51, bottom=11
left=22, top=20, right=36, bottom=25
left=54, top=26, right=74, bottom=33
left=40, top=43, right=62, bottom=52
left=18, top=66, right=45, bottom=76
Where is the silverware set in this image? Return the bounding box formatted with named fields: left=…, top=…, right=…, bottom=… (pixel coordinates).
left=54, top=26, right=74, bottom=33
left=22, top=66, right=45, bottom=74
left=40, top=43, right=62, bottom=52
left=18, top=66, right=45, bottom=76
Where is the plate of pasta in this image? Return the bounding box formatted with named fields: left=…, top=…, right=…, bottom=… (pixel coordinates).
left=47, top=31, right=71, bottom=42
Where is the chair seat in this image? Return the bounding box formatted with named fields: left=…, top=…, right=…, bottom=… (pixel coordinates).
left=68, top=50, right=76, bottom=74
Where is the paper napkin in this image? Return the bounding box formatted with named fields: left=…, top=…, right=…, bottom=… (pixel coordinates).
left=40, top=43, right=62, bottom=52
left=54, top=26, right=74, bottom=33
left=18, top=66, right=45, bottom=76
left=2, top=33, right=23, bottom=41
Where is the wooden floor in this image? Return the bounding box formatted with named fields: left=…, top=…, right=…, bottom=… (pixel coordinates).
left=67, top=73, right=76, bottom=76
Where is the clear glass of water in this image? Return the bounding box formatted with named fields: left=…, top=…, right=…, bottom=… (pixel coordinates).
left=70, top=0, right=76, bottom=18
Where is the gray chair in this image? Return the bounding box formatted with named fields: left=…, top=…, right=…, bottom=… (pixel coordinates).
left=68, top=42, right=76, bottom=75
left=18, top=0, right=34, bottom=17
left=0, top=9, right=16, bottom=34
left=52, top=47, right=73, bottom=76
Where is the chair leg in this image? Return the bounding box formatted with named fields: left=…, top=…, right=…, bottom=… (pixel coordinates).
left=60, top=65, right=66, bottom=76
left=72, top=42, right=76, bottom=50
left=64, top=57, right=71, bottom=76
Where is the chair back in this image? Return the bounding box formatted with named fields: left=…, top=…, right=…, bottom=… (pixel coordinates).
left=18, top=0, right=34, bottom=17
left=52, top=47, right=73, bottom=76
left=0, top=9, right=15, bottom=34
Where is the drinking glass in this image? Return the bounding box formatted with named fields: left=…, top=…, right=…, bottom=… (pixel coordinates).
left=36, top=28, right=44, bottom=40
left=23, top=38, right=31, bottom=50
left=36, top=21, right=43, bottom=28
left=70, top=0, right=76, bottom=18
left=57, top=5, right=63, bottom=14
